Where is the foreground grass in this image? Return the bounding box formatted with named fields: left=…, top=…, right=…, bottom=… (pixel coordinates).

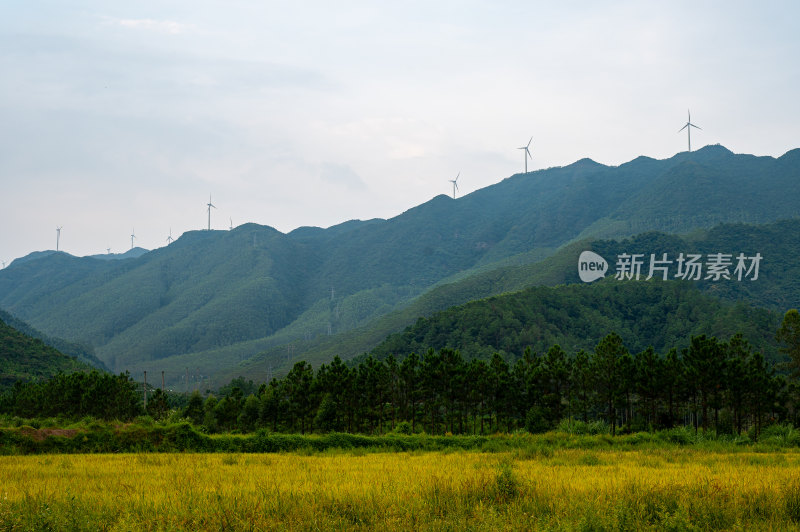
left=2, top=449, right=800, bottom=530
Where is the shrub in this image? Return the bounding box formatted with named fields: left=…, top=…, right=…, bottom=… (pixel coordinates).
left=526, top=407, right=551, bottom=434
left=494, top=460, right=519, bottom=502
left=393, top=421, right=412, bottom=435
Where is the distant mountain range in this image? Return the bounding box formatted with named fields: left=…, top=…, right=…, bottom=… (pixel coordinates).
left=1, top=145, right=798, bottom=385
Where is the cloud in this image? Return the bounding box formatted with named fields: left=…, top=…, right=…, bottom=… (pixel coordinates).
left=103, top=17, right=193, bottom=35
left=320, top=163, right=366, bottom=190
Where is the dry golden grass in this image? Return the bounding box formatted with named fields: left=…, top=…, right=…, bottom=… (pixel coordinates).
left=2, top=449, right=800, bottom=530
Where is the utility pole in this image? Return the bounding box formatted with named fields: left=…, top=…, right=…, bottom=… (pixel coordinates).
left=186, top=367, right=189, bottom=395
left=161, top=371, right=165, bottom=391
left=143, top=371, right=148, bottom=410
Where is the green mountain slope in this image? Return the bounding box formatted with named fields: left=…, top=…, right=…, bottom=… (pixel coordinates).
left=0, top=146, right=798, bottom=384
left=368, top=281, right=781, bottom=364
left=224, top=218, right=798, bottom=383
left=0, top=309, right=107, bottom=371
left=0, top=314, right=93, bottom=388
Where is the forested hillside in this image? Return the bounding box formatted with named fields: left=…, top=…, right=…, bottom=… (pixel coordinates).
left=0, top=146, right=798, bottom=383
left=0, top=309, right=106, bottom=370
left=369, top=281, right=781, bottom=364
left=231, top=218, right=799, bottom=382
left=0, top=314, right=93, bottom=388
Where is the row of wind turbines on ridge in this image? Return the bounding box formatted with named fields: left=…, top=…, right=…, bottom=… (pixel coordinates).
left=42, top=194, right=230, bottom=259
left=448, top=135, right=533, bottom=199
left=448, top=111, right=700, bottom=199
left=5, top=111, right=704, bottom=266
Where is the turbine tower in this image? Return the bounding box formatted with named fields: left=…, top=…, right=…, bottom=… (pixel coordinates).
left=518, top=137, right=533, bottom=173
left=229, top=217, right=233, bottom=231
left=206, top=195, right=216, bottom=231
left=449, top=172, right=460, bottom=199
left=56, top=226, right=62, bottom=251
left=106, top=247, right=111, bottom=255
left=167, top=228, right=173, bottom=245
left=130, top=228, right=136, bottom=250
left=678, top=110, right=701, bottom=152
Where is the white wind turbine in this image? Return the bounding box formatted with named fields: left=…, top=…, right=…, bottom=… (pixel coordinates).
left=678, top=110, right=701, bottom=152
left=167, top=228, right=174, bottom=245
left=56, top=226, right=63, bottom=251
left=130, top=228, right=136, bottom=250
left=206, top=195, right=216, bottom=230
left=518, top=137, right=533, bottom=173
left=449, top=172, right=460, bottom=199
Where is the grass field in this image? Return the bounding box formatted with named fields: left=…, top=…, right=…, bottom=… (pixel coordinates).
left=2, top=449, right=800, bottom=530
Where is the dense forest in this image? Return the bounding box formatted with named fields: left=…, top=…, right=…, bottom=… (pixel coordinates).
left=370, top=280, right=781, bottom=364
left=197, top=325, right=798, bottom=438
left=1, top=371, right=141, bottom=420
left=4, top=310, right=800, bottom=440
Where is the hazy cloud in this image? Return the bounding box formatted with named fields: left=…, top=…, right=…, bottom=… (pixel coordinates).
left=1, top=1, right=799, bottom=263
left=103, top=17, right=194, bottom=35
left=320, top=163, right=367, bottom=190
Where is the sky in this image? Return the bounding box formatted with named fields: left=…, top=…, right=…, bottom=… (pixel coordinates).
left=1, top=1, right=799, bottom=264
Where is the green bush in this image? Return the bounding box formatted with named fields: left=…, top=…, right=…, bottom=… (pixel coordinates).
left=393, top=421, right=413, bottom=435
left=525, top=407, right=551, bottom=434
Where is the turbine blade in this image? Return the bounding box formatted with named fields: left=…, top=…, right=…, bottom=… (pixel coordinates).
left=527, top=137, right=533, bottom=148
left=678, top=124, right=688, bottom=132
left=691, top=124, right=701, bottom=130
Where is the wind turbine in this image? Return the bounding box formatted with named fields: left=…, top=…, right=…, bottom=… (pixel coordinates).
left=106, top=247, right=111, bottom=255
left=1, top=261, right=5, bottom=269
left=518, top=137, right=533, bottom=173
left=678, top=110, right=701, bottom=152
left=206, top=195, right=216, bottom=231
left=229, top=217, right=233, bottom=231
left=166, top=228, right=173, bottom=245
left=130, top=228, right=136, bottom=250
left=56, top=226, right=62, bottom=251
left=449, top=172, right=460, bottom=199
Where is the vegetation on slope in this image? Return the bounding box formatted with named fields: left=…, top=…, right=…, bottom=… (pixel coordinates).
left=235, top=218, right=798, bottom=381
left=0, top=309, right=106, bottom=370
left=370, top=281, right=780, bottom=363
left=1, top=147, right=799, bottom=382
left=0, top=315, right=93, bottom=388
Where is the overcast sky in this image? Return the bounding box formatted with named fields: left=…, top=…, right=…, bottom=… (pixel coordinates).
left=1, top=1, right=799, bottom=264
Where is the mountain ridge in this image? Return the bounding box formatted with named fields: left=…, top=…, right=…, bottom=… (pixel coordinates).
left=1, top=145, right=798, bottom=384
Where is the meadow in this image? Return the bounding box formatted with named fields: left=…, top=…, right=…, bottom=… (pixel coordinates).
left=2, top=448, right=800, bottom=530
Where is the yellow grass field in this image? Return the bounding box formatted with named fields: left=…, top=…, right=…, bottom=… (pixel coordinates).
left=2, top=449, right=800, bottom=530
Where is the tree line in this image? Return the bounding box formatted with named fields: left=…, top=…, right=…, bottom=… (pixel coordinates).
left=1, top=371, right=141, bottom=420
left=181, top=310, right=800, bottom=437
left=4, top=310, right=800, bottom=439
